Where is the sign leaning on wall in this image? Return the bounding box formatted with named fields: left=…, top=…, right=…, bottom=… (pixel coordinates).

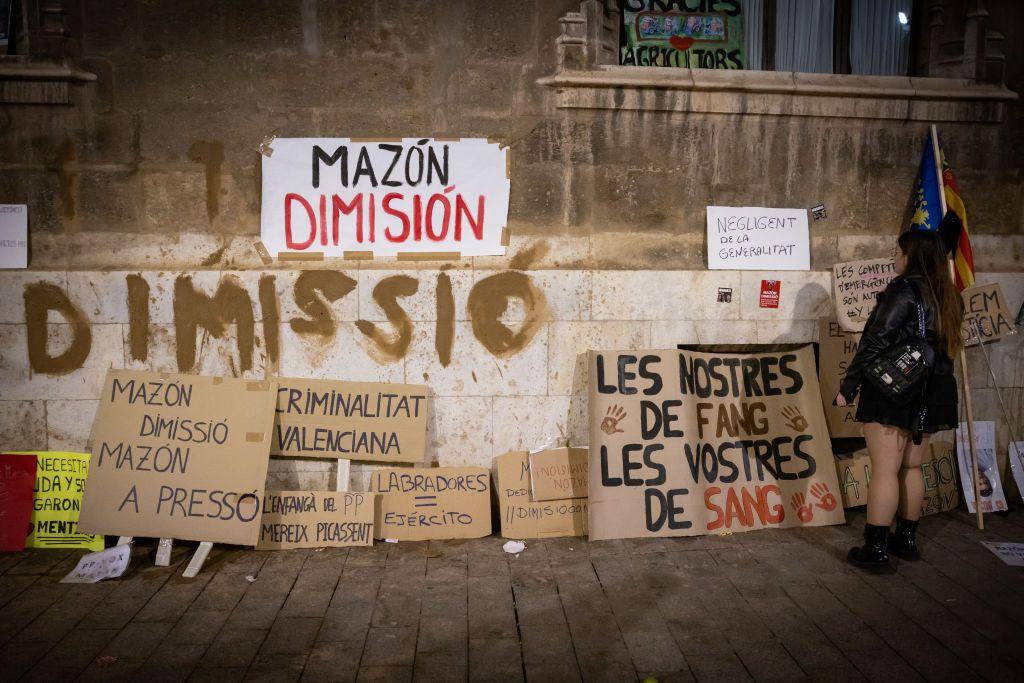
left=620, top=0, right=745, bottom=69
left=706, top=206, right=810, bottom=270
left=587, top=345, right=845, bottom=541
left=260, top=138, right=510, bottom=258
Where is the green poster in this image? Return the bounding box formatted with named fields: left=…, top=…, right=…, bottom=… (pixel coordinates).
left=620, top=0, right=745, bottom=69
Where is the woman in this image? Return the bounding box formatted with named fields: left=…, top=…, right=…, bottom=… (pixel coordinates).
left=835, top=229, right=962, bottom=572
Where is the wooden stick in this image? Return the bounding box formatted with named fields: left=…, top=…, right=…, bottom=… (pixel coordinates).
left=182, top=542, right=214, bottom=578
left=932, top=124, right=983, bottom=529
left=155, top=538, right=174, bottom=567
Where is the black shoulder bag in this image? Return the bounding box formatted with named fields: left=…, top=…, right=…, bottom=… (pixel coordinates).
left=862, top=282, right=933, bottom=407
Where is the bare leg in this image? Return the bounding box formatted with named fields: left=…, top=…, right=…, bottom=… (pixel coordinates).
left=863, top=423, right=909, bottom=526
left=898, top=435, right=929, bottom=521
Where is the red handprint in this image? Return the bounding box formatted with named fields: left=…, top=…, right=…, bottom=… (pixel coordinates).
left=600, top=405, right=626, bottom=435
left=790, top=492, right=814, bottom=524
left=810, top=482, right=837, bottom=512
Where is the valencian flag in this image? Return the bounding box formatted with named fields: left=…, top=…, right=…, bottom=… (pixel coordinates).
left=910, top=133, right=976, bottom=290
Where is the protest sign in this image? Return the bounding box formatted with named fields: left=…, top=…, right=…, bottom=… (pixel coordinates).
left=494, top=451, right=587, bottom=539
left=759, top=280, right=781, bottom=309
left=529, top=447, right=589, bottom=502
left=14, top=451, right=104, bottom=551
left=0, top=204, right=28, bottom=269
left=834, top=442, right=957, bottom=514
left=961, top=282, right=1016, bottom=346
left=260, top=138, right=510, bottom=258
left=0, top=454, right=36, bottom=550
left=619, top=1, right=745, bottom=69
left=706, top=206, right=810, bottom=270
left=272, top=377, right=427, bottom=463
left=982, top=542, right=1024, bottom=567
left=61, top=544, right=131, bottom=584
left=1011, top=442, right=1024, bottom=503
left=587, top=345, right=845, bottom=541
left=369, top=467, right=491, bottom=541
left=258, top=491, right=373, bottom=550
left=955, top=421, right=1007, bottom=513
left=78, top=370, right=277, bottom=546
left=817, top=318, right=862, bottom=438
left=832, top=257, right=897, bottom=332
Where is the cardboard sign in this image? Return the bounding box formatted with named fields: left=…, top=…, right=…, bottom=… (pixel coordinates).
left=258, top=491, right=374, bottom=550
left=369, top=467, right=491, bottom=541
left=833, top=257, right=897, bottom=332
left=272, top=377, right=427, bottom=463
left=587, top=345, right=845, bottom=541
left=0, top=454, right=36, bottom=551
left=817, top=318, right=861, bottom=438
left=61, top=545, right=131, bottom=584
left=494, top=451, right=587, bottom=539
left=706, top=206, right=810, bottom=270
left=529, top=448, right=589, bottom=501
left=961, top=282, right=1016, bottom=346
left=78, top=370, right=278, bottom=546
left=0, top=204, right=28, bottom=269
left=956, top=421, right=1008, bottom=513
left=260, top=138, right=510, bottom=258
left=13, top=451, right=104, bottom=551
left=834, top=442, right=957, bottom=515
left=982, top=542, right=1024, bottom=567
left=620, top=1, right=746, bottom=69
left=759, top=280, right=781, bottom=308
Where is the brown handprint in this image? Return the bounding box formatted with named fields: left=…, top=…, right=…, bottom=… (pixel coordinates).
left=600, top=405, right=626, bottom=435
left=790, top=492, right=814, bottom=523
left=781, top=406, right=809, bottom=433
left=810, top=482, right=837, bottom=512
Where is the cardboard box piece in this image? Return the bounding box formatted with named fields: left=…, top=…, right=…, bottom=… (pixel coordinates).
left=529, top=447, right=589, bottom=501
left=495, top=450, right=587, bottom=539
left=258, top=490, right=374, bottom=549
left=817, top=318, right=862, bottom=438
left=833, top=442, right=957, bottom=515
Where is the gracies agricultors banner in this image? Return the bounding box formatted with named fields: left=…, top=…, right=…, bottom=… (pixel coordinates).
left=620, top=1, right=745, bottom=69
left=261, top=138, right=510, bottom=258
left=587, top=346, right=845, bottom=541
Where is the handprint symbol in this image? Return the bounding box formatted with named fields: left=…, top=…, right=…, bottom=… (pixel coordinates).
left=781, top=406, right=809, bottom=433
left=810, top=482, right=837, bottom=512
left=790, top=492, right=814, bottom=523
left=600, top=405, right=627, bottom=435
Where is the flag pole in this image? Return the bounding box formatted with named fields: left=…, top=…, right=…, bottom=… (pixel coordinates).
left=931, top=124, right=984, bottom=530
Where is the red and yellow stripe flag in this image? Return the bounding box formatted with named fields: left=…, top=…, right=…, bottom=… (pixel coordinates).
left=940, top=149, right=975, bottom=290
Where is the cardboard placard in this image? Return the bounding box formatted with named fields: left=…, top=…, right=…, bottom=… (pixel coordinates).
left=271, top=377, right=428, bottom=463
left=833, top=442, right=957, bottom=515
left=258, top=491, right=374, bottom=550
left=955, top=421, right=1008, bottom=513
left=78, top=370, right=277, bottom=546
left=529, top=447, right=589, bottom=501
left=260, top=138, right=510, bottom=258
left=0, top=454, right=37, bottom=551
left=12, top=451, right=104, bottom=551
left=832, top=257, right=897, bottom=332
left=706, top=206, right=810, bottom=270
left=961, top=282, right=1016, bottom=346
left=369, top=467, right=491, bottom=541
left=587, top=346, right=845, bottom=541
left=494, top=451, right=587, bottom=539
left=816, top=318, right=861, bottom=438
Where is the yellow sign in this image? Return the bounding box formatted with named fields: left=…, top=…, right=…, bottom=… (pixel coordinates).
left=14, top=451, right=104, bottom=551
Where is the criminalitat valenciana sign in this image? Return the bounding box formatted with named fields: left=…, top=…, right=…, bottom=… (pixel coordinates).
left=260, top=138, right=510, bottom=258
left=587, top=346, right=845, bottom=541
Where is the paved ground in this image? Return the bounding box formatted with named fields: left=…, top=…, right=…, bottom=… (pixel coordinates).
left=2, top=509, right=1023, bottom=682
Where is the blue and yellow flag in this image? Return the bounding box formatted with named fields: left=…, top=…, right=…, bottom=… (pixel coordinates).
left=910, top=136, right=942, bottom=232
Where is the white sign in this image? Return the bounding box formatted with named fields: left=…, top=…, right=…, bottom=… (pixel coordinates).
left=0, top=204, right=28, bottom=269
left=1010, top=442, right=1024, bottom=503
left=982, top=541, right=1024, bottom=567
left=955, top=421, right=1008, bottom=514
left=260, top=138, right=510, bottom=258
left=706, top=206, right=810, bottom=270
left=61, top=544, right=130, bottom=583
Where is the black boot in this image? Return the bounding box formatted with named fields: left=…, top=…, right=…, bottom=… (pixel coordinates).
left=889, top=517, right=921, bottom=561
left=848, top=523, right=895, bottom=573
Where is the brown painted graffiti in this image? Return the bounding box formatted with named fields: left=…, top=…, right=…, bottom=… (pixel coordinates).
left=435, top=272, right=455, bottom=367
left=355, top=275, right=418, bottom=363
left=24, top=282, right=92, bottom=375
left=173, top=274, right=255, bottom=373
left=259, top=274, right=281, bottom=368
left=289, top=270, right=357, bottom=338
left=188, top=140, right=224, bottom=221
left=467, top=271, right=548, bottom=358
left=126, top=274, right=150, bottom=362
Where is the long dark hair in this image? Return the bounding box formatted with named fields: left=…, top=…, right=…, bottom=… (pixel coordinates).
left=897, top=229, right=964, bottom=357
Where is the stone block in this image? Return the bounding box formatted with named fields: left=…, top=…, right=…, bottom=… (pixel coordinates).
left=426, top=396, right=493, bottom=468
left=0, top=400, right=47, bottom=450
left=272, top=269, right=359, bottom=324
left=473, top=235, right=591, bottom=271
left=739, top=271, right=832, bottom=321
left=0, top=273, right=68, bottom=324
left=359, top=270, right=474, bottom=323
left=491, top=395, right=588, bottom=455
left=507, top=162, right=567, bottom=228
left=75, top=171, right=142, bottom=232
left=46, top=400, right=99, bottom=452
left=756, top=320, right=817, bottom=344
left=279, top=323, right=405, bottom=383
left=464, top=0, right=538, bottom=62
left=67, top=271, right=132, bottom=325
left=141, top=170, right=211, bottom=233
left=592, top=270, right=742, bottom=321
left=0, top=170, right=63, bottom=234
left=547, top=321, right=650, bottom=396
left=650, top=321, right=699, bottom=348
left=693, top=320, right=758, bottom=345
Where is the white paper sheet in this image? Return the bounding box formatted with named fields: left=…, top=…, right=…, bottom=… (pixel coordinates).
left=61, top=544, right=131, bottom=583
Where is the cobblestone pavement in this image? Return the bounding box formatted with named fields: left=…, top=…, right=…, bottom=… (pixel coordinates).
left=2, top=508, right=1023, bottom=682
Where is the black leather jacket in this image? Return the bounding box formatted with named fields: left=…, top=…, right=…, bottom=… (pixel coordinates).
left=839, top=274, right=953, bottom=401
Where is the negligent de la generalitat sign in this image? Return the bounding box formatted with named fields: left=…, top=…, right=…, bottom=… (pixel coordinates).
left=706, top=206, right=810, bottom=270
left=260, top=138, right=510, bottom=258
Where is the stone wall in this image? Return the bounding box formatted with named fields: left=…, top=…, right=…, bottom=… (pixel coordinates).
left=1, top=1, right=1023, bottom=489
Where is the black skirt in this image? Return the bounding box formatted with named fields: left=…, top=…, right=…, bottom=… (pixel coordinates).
left=855, top=372, right=958, bottom=434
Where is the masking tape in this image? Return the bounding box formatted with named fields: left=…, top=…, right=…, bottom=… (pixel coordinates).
left=254, top=241, right=273, bottom=265
left=500, top=227, right=511, bottom=246
left=246, top=432, right=265, bottom=442
left=343, top=251, right=375, bottom=260
left=258, top=131, right=278, bottom=157
left=350, top=137, right=403, bottom=143
left=278, top=251, right=325, bottom=261
left=397, top=251, right=462, bottom=262
left=246, top=380, right=271, bottom=392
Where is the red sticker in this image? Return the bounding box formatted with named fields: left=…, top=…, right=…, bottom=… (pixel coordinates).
left=759, top=280, right=781, bottom=309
